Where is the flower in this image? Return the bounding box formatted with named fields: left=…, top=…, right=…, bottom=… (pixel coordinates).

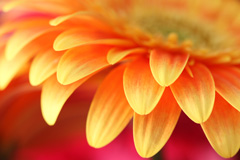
left=164, top=113, right=240, bottom=160
left=0, top=75, right=145, bottom=160
left=1, top=0, right=240, bottom=159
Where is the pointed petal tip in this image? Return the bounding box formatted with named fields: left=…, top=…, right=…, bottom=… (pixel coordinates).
left=123, top=58, right=165, bottom=115
left=41, top=92, right=60, bottom=126
left=133, top=88, right=181, bottom=159
left=56, top=71, right=67, bottom=85
left=0, top=84, right=7, bottom=91
left=134, top=143, right=159, bottom=158
left=29, top=78, right=39, bottom=86
left=49, top=18, right=61, bottom=27
left=211, top=66, right=240, bottom=112
left=41, top=111, right=57, bottom=126
left=86, top=65, right=132, bottom=149
left=0, top=78, right=9, bottom=90
left=53, top=40, right=63, bottom=51
left=41, top=75, right=84, bottom=126
left=86, top=132, right=106, bottom=149
left=171, top=63, right=215, bottom=124
left=150, top=49, right=189, bottom=86
left=201, top=94, right=240, bottom=159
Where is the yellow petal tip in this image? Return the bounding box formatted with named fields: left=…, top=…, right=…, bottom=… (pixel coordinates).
left=41, top=111, right=57, bottom=126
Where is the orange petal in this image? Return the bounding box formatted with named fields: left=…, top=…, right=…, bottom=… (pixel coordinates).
left=49, top=11, right=95, bottom=26
left=2, top=1, right=24, bottom=11
left=57, top=45, right=109, bottom=85
left=171, top=63, right=215, bottom=123
left=0, top=18, right=51, bottom=37
left=134, top=88, right=181, bottom=158
left=107, top=47, right=147, bottom=65
left=53, top=29, right=134, bottom=51
left=41, top=75, right=89, bottom=126
left=3, top=1, right=74, bottom=14
left=5, top=27, right=52, bottom=60
left=123, top=57, right=165, bottom=115
left=87, top=65, right=133, bottom=148
left=210, top=66, right=240, bottom=112
left=0, top=45, right=36, bottom=90
left=201, top=93, right=240, bottom=158
left=150, top=49, right=189, bottom=86
left=29, top=49, right=63, bottom=86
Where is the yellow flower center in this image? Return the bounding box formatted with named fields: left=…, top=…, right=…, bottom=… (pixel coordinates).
left=88, top=0, right=240, bottom=63
left=128, top=9, right=233, bottom=51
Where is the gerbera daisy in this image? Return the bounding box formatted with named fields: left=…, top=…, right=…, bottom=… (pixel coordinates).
left=1, top=0, right=240, bottom=158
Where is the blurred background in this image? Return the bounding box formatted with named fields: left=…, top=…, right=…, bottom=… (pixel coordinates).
left=0, top=74, right=239, bottom=160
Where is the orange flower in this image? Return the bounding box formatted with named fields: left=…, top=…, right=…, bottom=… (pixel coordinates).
left=1, top=0, right=240, bottom=158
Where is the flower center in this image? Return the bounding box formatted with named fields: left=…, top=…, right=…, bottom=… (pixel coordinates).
left=128, top=10, right=233, bottom=51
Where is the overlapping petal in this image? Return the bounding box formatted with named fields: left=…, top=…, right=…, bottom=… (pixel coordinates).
left=41, top=75, right=89, bottom=126
left=53, top=29, right=134, bottom=51
left=107, top=47, right=147, bottom=64
left=201, top=93, right=240, bottom=158
left=57, top=45, right=109, bottom=85
left=3, top=0, right=78, bottom=14
left=133, top=88, right=181, bottom=158
left=5, top=27, right=52, bottom=60
left=49, top=11, right=98, bottom=26
left=29, top=48, right=63, bottom=86
left=0, top=44, right=36, bottom=90
left=210, top=66, right=240, bottom=111
left=87, top=65, right=133, bottom=148
left=171, top=63, right=215, bottom=123
left=123, top=57, right=165, bottom=115
left=150, top=49, right=189, bottom=86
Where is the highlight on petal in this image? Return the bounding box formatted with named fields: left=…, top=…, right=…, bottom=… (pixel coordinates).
left=0, top=44, right=36, bottom=90
left=107, top=47, right=147, bottom=65
left=210, top=66, right=240, bottom=111
left=29, top=48, right=63, bottom=86
left=123, top=57, right=165, bottom=115
left=41, top=75, right=89, bottom=126
left=3, top=0, right=73, bottom=14
left=5, top=27, right=51, bottom=60
left=57, top=45, right=109, bottom=85
left=150, top=49, right=189, bottom=86
left=53, top=29, right=134, bottom=51
left=201, top=93, right=240, bottom=158
left=49, top=11, right=95, bottom=26
left=87, top=65, right=133, bottom=148
left=171, top=63, right=215, bottom=123
left=134, top=88, right=181, bottom=158
left=2, top=1, right=23, bottom=12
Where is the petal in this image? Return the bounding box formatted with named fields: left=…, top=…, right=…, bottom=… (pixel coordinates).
left=57, top=45, right=109, bottom=85
left=5, top=27, right=52, bottom=60
left=2, top=1, right=24, bottom=11
left=49, top=11, right=95, bottom=26
left=29, top=48, right=63, bottom=86
left=134, top=88, right=181, bottom=158
left=87, top=65, right=133, bottom=148
left=210, top=66, right=240, bottom=111
left=123, top=57, right=165, bottom=115
left=201, top=93, right=240, bottom=158
left=3, top=1, right=74, bottom=14
left=107, top=47, right=147, bottom=65
left=171, top=63, right=215, bottom=123
left=0, top=45, right=36, bottom=90
left=41, top=75, right=89, bottom=126
left=53, top=29, right=134, bottom=51
left=150, top=49, right=189, bottom=86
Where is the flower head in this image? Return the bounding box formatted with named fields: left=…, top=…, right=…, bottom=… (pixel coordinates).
left=0, top=0, right=240, bottom=158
